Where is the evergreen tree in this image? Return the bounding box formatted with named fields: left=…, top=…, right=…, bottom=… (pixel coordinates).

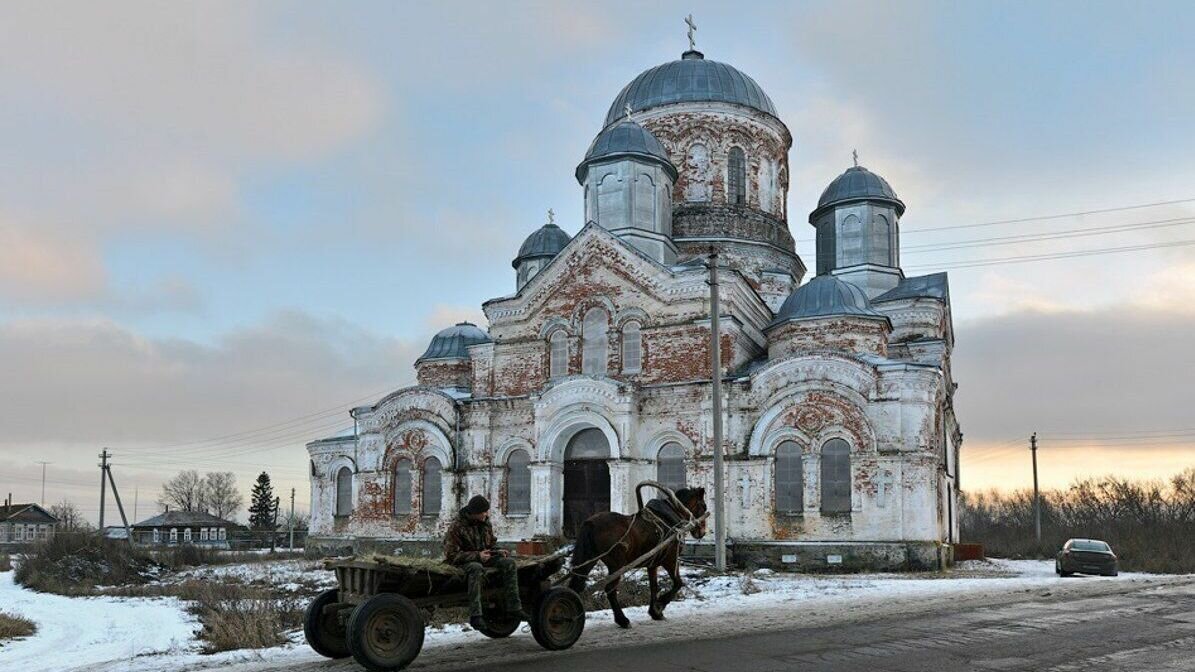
left=248, top=472, right=277, bottom=530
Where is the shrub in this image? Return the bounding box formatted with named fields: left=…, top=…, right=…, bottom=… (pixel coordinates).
left=961, top=467, right=1195, bottom=574
left=186, top=582, right=303, bottom=653
left=0, top=611, right=37, bottom=641
left=0, top=554, right=12, bottom=572
left=15, top=532, right=163, bottom=594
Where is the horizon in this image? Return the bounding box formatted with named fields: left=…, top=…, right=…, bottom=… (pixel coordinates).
left=2, top=1, right=1193, bottom=524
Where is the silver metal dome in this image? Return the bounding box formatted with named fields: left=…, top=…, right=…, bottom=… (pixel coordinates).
left=512, top=222, right=571, bottom=268
left=812, top=165, right=905, bottom=220
left=768, top=275, right=886, bottom=328
left=417, top=322, right=491, bottom=362
left=575, top=120, right=677, bottom=184
left=604, top=50, right=779, bottom=127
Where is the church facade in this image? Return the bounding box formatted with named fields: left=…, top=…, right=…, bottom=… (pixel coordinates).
left=307, top=42, right=962, bottom=570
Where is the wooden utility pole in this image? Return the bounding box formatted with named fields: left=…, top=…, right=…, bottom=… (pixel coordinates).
left=37, top=461, right=51, bottom=505
left=98, top=449, right=110, bottom=530
left=708, top=250, right=726, bottom=572
left=105, top=462, right=134, bottom=545
left=289, top=488, right=296, bottom=550
left=1031, top=432, right=1041, bottom=545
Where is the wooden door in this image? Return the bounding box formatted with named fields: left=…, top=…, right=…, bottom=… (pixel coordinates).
left=562, top=459, right=610, bottom=538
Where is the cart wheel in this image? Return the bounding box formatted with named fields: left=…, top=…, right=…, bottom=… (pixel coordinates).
left=529, top=587, right=585, bottom=651
left=476, top=609, right=521, bottom=639
left=347, top=594, right=425, bottom=671
left=303, top=589, right=350, bottom=659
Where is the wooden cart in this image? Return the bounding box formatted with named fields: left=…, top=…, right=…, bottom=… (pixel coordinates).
left=303, top=550, right=585, bottom=671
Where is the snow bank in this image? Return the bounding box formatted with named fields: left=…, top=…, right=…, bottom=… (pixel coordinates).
left=0, top=571, right=199, bottom=672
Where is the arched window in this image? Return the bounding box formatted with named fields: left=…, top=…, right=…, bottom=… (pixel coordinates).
left=684, top=144, right=711, bottom=202
left=183, top=527, right=192, bottom=543
left=869, top=213, right=891, bottom=265
left=335, top=466, right=353, bottom=517
left=170, top=528, right=178, bottom=542
left=728, top=147, right=747, bottom=205
left=621, top=321, right=642, bottom=374
left=506, top=449, right=531, bottom=515
left=656, top=442, right=686, bottom=492
left=392, top=458, right=412, bottom=515
left=582, top=308, right=608, bottom=376
left=549, top=330, right=568, bottom=379
left=820, top=439, right=852, bottom=513
left=775, top=440, right=804, bottom=513
left=422, top=457, right=442, bottom=516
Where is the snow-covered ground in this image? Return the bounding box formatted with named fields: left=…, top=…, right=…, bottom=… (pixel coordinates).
left=0, top=559, right=1181, bottom=672
left=0, top=571, right=199, bottom=672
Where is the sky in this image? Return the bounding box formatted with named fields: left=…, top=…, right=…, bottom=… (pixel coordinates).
left=2, top=1, right=1194, bottom=524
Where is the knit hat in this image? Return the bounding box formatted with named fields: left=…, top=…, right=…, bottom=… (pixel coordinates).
left=465, top=495, right=490, bottom=515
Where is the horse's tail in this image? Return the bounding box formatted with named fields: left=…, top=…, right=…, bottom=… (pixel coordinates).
left=568, top=520, right=599, bottom=593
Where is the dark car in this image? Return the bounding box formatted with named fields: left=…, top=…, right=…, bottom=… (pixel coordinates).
left=1056, top=538, right=1118, bottom=577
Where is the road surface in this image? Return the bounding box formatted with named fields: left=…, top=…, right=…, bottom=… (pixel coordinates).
left=427, top=579, right=1195, bottom=672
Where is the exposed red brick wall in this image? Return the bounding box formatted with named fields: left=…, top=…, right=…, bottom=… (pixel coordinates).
left=768, top=318, right=889, bottom=359
left=416, top=360, right=472, bottom=390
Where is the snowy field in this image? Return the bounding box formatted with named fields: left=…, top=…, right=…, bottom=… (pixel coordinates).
left=0, top=559, right=1180, bottom=672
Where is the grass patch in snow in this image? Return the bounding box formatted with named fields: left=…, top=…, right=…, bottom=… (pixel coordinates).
left=0, top=611, right=37, bottom=643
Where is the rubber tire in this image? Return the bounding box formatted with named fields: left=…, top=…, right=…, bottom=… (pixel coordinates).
left=529, top=587, right=585, bottom=651
left=347, top=593, right=425, bottom=672
left=303, top=589, right=350, bottom=659
left=476, top=610, right=521, bottom=639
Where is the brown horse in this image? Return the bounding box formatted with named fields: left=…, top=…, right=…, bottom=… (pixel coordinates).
left=568, top=487, right=708, bottom=628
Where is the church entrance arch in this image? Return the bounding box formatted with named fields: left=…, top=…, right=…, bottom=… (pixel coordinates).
left=562, top=428, right=611, bottom=538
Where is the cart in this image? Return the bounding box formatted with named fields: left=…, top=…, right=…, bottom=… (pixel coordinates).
left=304, top=550, right=585, bottom=671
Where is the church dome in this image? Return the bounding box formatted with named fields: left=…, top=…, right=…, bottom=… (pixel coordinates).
left=603, top=50, right=778, bottom=127
left=417, top=322, right=491, bottom=362
left=813, top=165, right=905, bottom=219
left=768, top=275, right=886, bottom=327
left=512, top=222, right=571, bottom=268
left=575, top=120, right=677, bottom=184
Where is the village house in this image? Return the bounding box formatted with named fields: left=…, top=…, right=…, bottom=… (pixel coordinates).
left=131, top=510, right=240, bottom=549
left=306, top=34, right=962, bottom=570
left=0, top=498, right=59, bottom=547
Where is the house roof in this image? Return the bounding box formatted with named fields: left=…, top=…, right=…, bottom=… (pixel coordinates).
left=133, top=510, right=239, bottom=528
left=0, top=503, right=57, bottom=524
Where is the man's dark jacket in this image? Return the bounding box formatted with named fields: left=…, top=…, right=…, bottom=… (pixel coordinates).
left=444, top=509, right=498, bottom=565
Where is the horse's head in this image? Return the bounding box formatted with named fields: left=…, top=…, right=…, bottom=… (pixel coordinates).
left=674, top=487, right=708, bottom=539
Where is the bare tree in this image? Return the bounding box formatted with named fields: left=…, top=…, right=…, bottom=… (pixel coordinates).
left=48, top=499, right=91, bottom=531
left=203, top=472, right=242, bottom=519
left=281, top=508, right=309, bottom=532
left=159, top=470, right=204, bottom=512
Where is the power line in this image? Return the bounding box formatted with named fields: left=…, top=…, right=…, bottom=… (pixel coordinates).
left=903, top=237, right=1195, bottom=272
left=901, top=216, right=1195, bottom=254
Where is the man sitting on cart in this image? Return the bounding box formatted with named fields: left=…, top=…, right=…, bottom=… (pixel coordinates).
left=444, top=495, right=528, bottom=630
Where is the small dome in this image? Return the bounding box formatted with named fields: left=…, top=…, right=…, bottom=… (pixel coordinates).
left=604, top=51, right=779, bottom=127
left=575, top=120, right=677, bottom=184
left=768, top=275, right=886, bottom=327
left=812, top=165, right=905, bottom=220
left=417, top=322, right=491, bottom=362
left=512, top=222, right=571, bottom=268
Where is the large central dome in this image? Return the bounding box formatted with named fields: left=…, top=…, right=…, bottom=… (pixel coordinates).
left=604, top=50, right=778, bottom=127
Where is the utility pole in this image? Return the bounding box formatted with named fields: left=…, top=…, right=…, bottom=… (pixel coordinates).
left=708, top=250, right=726, bottom=572
left=1031, top=432, right=1041, bottom=545
left=105, top=461, right=134, bottom=545
left=98, top=449, right=110, bottom=530
left=37, top=461, right=51, bottom=506
left=289, top=488, right=296, bottom=550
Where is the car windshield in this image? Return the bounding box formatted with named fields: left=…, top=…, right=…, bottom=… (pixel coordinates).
left=1072, top=540, right=1110, bottom=552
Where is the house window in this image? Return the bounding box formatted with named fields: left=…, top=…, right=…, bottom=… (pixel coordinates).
left=656, top=442, right=686, bottom=492
left=170, top=528, right=178, bottom=543
left=183, top=528, right=192, bottom=543
left=506, top=449, right=532, bottom=515
left=621, top=321, right=642, bottom=374
left=582, top=308, right=608, bottom=376
left=728, top=147, right=747, bottom=205
left=218, top=528, right=227, bottom=541
left=335, top=466, right=353, bottom=517
left=422, top=457, right=442, bottom=516
left=393, top=458, right=413, bottom=515
left=200, top=528, right=209, bottom=542
left=775, top=440, right=804, bottom=513
left=153, top=529, right=160, bottom=543
left=549, top=330, right=568, bottom=379
left=820, top=438, right=852, bottom=513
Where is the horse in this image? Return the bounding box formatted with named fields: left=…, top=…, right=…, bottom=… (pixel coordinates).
left=568, top=486, right=708, bottom=628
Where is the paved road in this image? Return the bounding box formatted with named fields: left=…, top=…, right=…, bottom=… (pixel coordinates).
left=433, top=581, right=1195, bottom=672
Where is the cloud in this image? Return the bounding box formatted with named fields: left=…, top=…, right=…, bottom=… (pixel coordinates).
left=0, top=220, right=107, bottom=302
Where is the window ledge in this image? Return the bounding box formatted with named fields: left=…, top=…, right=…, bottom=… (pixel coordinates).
left=504, top=513, right=531, bottom=519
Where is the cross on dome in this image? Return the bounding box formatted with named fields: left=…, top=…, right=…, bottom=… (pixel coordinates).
left=685, top=14, right=697, bottom=51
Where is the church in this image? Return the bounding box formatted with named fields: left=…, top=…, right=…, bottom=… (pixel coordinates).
left=307, top=33, right=962, bottom=570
